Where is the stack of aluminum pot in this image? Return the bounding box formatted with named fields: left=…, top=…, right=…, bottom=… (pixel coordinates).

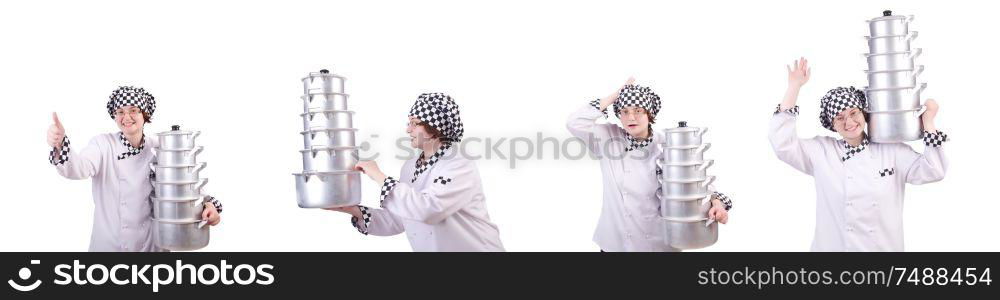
left=293, top=69, right=362, bottom=208
left=658, top=121, right=717, bottom=250
left=864, top=10, right=927, bottom=143
left=152, top=125, right=210, bottom=251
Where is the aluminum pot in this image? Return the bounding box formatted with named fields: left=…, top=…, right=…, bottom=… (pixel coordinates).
left=301, top=110, right=355, bottom=130
left=662, top=217, right=718, bottom=250
left=152, top=196, right=204, bottom=221
left=864, top=49, right=921, bottom=72
left=300, top=146, right=359, bottom=172
left=302, top=128, right=358, bottom=148
left=302, top=69, right=346, bottom=95
left=867, top=10, right=914, bottom=38
left=866, top=31, right=918, bottom=54
left=153, top=218, right=209, bottom=251
left=866, top=66, right=924, bottom=90
left=865, top=83, right=925, bottom=112
left=868, top=108, right=924, bottom=143
left=155, top=146, right=203, bottom=166
left=660, top=196, right=711, bottom=220
left=661, top=143, right=711, bottom=164
left=659, top=160, right=714, bottom=181
left=151, top=163, right=207, bottom=183
left=157, top=125, right=201, bottom=151
left=153, top=178, right=208, bottom=199
left=301, top=93, right=350, bottom=111
left=293, top=171, right=362, bottom=208
left=664, top=121, right=708, bottom=148
left=660, top=176, right=716, bottom=199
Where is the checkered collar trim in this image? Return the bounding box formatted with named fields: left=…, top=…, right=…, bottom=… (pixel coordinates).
left=840, top=137, right=869, bottom=162
left=412, top=143, right=453, bottom=182
left=623, top=128, right=653, bottom=152
left=117, top=132, right=145, bottom=160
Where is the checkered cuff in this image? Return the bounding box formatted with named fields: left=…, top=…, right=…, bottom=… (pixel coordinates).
left=589, top=98, right=608, bottom=117
left=923, top=130, right=948, bottom=148
left=49, top=136, right=70, bottom=165
left=205, top=195, right=223, bottom=214
left=379, top=177, right=400, bottom=208
left=713, top=192, right=732, bottom=211
left=774, top=104, right=799, bottom=116
left=350, top=205, right=372, bottom=235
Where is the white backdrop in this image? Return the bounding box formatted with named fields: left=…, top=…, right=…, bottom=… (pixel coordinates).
left=1, top=0, right=997, bottom=251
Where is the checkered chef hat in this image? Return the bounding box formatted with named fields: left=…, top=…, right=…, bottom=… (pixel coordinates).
left=613, top=84, right=661, bottom=123
left=409, top=93, right=464, bottom=143
left=106, top=86, right=156, bottom=122
left=819, top=86, right=867, bottom=132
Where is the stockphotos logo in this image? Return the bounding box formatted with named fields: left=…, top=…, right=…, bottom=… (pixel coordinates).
left=8, top=259, right=274, bottom=293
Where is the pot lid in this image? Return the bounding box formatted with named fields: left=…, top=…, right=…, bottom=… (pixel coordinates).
left=303, top=68, right=346, bottom=80
left=664, top=121, right=703, bottom=132
left=156, top=125, right=198, bottom=136
left=868, top=10, right=908, bottom=22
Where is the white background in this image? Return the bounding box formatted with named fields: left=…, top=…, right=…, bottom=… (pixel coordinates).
left=1, top=0, right=997, bottom=251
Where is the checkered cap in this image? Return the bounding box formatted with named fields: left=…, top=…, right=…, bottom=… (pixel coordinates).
left=409, top=93, right=464, bottom=143
left=613, top=84, right=661, bottom=123
left=819, top=86, right=867, bottom=132
left=106, top=86, right=156, bottom=121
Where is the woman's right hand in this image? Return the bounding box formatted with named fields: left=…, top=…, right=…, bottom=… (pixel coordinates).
left=599, top=77, right=636, bottom=109
left=787, top=57, right=810, bottom=88
left=325, top=205, right=362, bottom=219
left=48, top=112, right=65, bottom=150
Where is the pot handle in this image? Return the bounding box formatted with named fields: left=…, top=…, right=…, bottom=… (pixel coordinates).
left=907, top=31, right=919, bottom=41
left=909, top=48, right=923, bottom=59
left=188, top=146, right=204, bottom=159
left=701, top=175, right=716, bottom=188
left=906, top=15, right=915, bottom=23
left=912, top=65, right=925, bottom=79
left=196, top=178, right=209, bottom=193
left=192, top=131, right=202, bottom=142
left=697, top=143, right=712, bottom=154
left=194, top=162, right=208, bottom=174
left=915, top=82, right=928, bottom=98
left=697, top=127, right=709, bottom=139
left=698, top=159, right=715, bottom=172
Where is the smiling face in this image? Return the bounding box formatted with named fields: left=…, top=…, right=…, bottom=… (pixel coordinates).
left=619, top=107, right=651, bottom=138
left=406, top=116, right=440, bottom=149
left=114, top=106, right=145, bottom=136
left=833, top=107, right=866, bottom=140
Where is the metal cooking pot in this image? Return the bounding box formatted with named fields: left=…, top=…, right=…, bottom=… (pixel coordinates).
left=867, top=10, right=914, bottom=38
left=865, top=31, right=918, bottom=54
left=660, top=196, right=711, bottom=220
left=152, top=196, right=204, bottom=221
left=865, top=83, right=925, bottom=112
left=155, top=146, right=203, bottom=166
left=864, top=49, right=921, bottom=72
left=661, top=143, right=711, bottom=164
left=660, top=176, right=716, bottom=199
left=300, top=146, right=359, bottom=172
left=302, top=69, right=346, bottom=95
left=867, top=108, right=924, bottom=143
left=865, top=66, right=924, bottom=90
left=157, top=125, right=200, bottom=151
left=293, top=171, right=362, bottom=208
left=151, top=163, right=206, bottom=183
left=662, top=217, right=718, bottom=250
left=301, top=93, right=350, bottom=112
left=664, top=121, right=708, bottom=148
left=301, top=110, right=355, bottom=130
left=301, top=129, right=358, bottom=149
left=153, top=178, right=208, bottom=199
left=153, top=218, right=209, bottom=251
left=659, top=160, right=714, bottom=181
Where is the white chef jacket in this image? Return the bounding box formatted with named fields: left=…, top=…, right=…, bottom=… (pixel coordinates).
left=566, top=103, right=729, bottom=252
left=768, top=107, right=948, bottom=251
left=49, top=132, right=220, bottom=252
left=351, top=145, right=505, bottom=252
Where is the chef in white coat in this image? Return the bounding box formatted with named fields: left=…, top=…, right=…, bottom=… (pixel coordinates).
left=46, top=86, right=223, bottom=252
left=769, top=58, right=948, bottom=251
left=567, top=78, right=733, bottom=252
left=328, top=93, right=504, bottom=252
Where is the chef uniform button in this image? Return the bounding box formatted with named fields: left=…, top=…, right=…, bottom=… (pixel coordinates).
left=644, top=234, right=651, bottom=239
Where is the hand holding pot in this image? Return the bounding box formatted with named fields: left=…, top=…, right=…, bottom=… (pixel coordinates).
left=708, top=199, right=728, bottom=224
left=201, top=203, right=221, bottom=226
left=921, top=99, right=939, bottom=132
left=324, top=205, right=362, bottom=219
left=355, top=161, right=387, bottom=183
left=48, top=112, right=66, bottom=149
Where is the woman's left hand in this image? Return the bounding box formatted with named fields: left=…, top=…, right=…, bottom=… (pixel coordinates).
left=202, top=203, right=221, bottom=226
left=708, top=199, right=729, bottom=224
